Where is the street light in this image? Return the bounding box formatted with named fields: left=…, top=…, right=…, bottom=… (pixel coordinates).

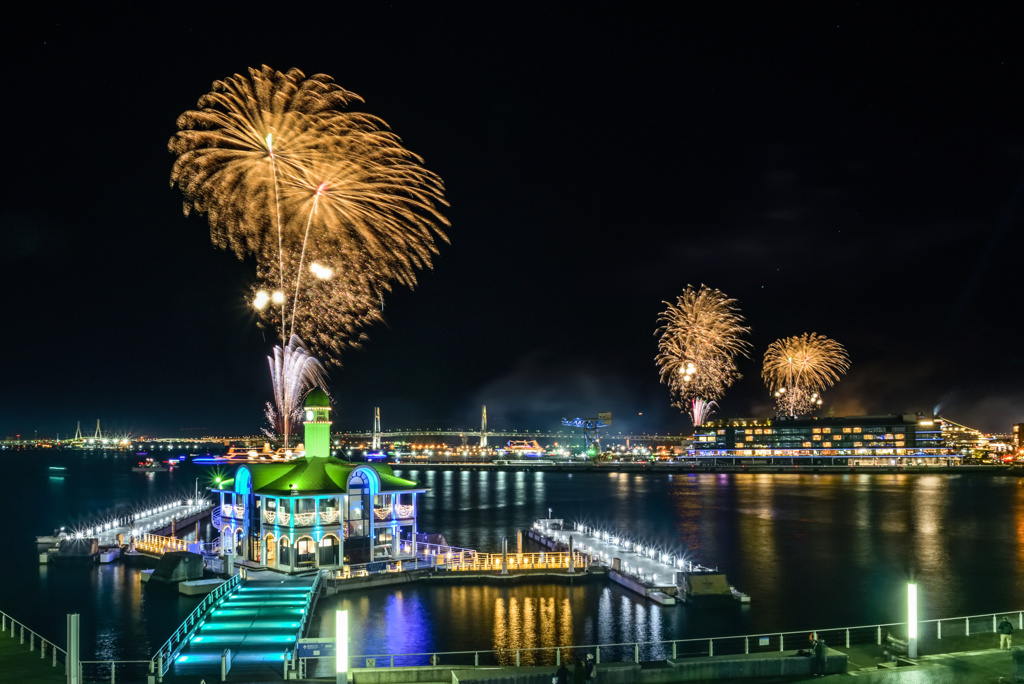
left=908, top=582, right=918, bottom=658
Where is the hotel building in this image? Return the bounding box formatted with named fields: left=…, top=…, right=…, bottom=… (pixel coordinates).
left=688, top=413, right=951, bottom=464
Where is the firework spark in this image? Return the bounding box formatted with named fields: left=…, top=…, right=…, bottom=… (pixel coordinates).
left=655, top=285, right=751, bottom=420
left=762, top=332, right=850, bottom=417
left=252, top=242, right=386, bottom=361
left=266, top=335, right=327, bottom=446
left=689, top=398, right=719, bottom=427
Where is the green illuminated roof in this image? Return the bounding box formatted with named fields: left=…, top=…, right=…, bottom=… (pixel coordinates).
left=304, top=389, right=331, bottom=408
left=222, top=458, right=423, bottom=496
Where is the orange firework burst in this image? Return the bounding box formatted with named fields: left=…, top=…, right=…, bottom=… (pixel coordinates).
left=655, top=285, right=752, bottom=421
left=169, top=65, right=449, bottom=362
left=762, top=333, right=850, bottom=416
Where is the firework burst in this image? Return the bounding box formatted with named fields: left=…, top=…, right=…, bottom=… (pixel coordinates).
left=762, top=332, right=850, bottom=417
left=689, top=398, right=719, bottom=427
left=170, top=65, right=449, bottom=359
left=655, top=285, right=751, bottom=421
left=265, top=336, right=327, bottom=446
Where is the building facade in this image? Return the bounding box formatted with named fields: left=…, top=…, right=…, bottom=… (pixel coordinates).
left=213, top=390, right=427, bottom=573
left=689, top=414, right=949, bottom=461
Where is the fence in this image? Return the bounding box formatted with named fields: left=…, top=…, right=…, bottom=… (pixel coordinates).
left=0, top=609, right=66, bottom=672
left=324, top=608, right=1024, bottom=670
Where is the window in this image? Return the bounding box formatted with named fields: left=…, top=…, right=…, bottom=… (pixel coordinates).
left=854, top=427, right=862, bottom=433
left=843, top=428, right=852, bottom=434
left=823, top=428, right=832, bottom=434
left=812, top=435, right=822, bottom=441
left=802, top=442, right=812, bottom=447
left=813, top=428, right=821, bottom=434
left=823, top=442, right=832, bottom=447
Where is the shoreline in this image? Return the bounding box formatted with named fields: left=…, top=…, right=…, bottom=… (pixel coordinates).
left=394, top=462, right=1020, bottom=475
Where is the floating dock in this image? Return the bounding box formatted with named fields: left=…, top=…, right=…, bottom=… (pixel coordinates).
left=528, top=518, right=749, bottom=604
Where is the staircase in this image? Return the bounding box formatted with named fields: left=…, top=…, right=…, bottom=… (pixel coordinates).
left=171, top=575, right=317, bottom=679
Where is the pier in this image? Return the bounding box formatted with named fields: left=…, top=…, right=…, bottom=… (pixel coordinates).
left=528, top=517, right=748, bottom=605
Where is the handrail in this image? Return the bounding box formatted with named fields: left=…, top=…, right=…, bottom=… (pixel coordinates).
left=321, top=607, right=1024, bottom=669
left=302, top=570, right=325, bottom=639
left=0, top=610, right=66, bottom=671
left=150, top=571, right=244, bottom=677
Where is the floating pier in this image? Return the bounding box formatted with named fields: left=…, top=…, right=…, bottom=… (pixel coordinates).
left=528, top=517, right=749, bottom=604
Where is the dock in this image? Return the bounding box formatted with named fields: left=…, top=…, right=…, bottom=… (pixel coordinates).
left=528, top=517, right=749, bottom=604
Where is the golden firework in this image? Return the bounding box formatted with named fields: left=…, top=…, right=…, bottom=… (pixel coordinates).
left=655, top=285, right=752, bottom=418
left=762, top=333, right=850, bottom=416
left=170, top=65, right=449, bottom=363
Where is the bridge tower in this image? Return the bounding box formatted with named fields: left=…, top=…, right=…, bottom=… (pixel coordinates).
left=74, top=421, right=82, bottom=440
left=93, top=420, right=103, bottom=440
left=372, top=407, right=381, bottom=451
left=480, top=405, right=488, bottom=448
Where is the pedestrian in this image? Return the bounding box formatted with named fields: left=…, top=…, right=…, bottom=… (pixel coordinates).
left=553, top=661, right=570, bottom=684
left=572, top=658, right=586, bottom=684
left=999, top=616, right=1014, bottom=650
left=812, top=638, right=827, bottom=677
left=584, top=652, right=597, bottom=681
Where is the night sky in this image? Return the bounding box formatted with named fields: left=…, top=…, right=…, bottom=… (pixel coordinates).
left=4, top=5, right=1024, bottom=438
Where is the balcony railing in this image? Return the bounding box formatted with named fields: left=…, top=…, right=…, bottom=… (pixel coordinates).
left=221, top=504, right=244, bottom=519
left=264, top=510, right=341, bottom=526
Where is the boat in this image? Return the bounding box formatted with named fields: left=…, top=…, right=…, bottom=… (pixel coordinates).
left=194, top=443, right=304, bottom=464
left=504, top=440, right=545, bottom=457
left=132, top=457, right=168, bottom=473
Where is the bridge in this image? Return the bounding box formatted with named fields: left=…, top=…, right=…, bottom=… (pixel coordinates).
left=342, top=405, right=689, bottom=446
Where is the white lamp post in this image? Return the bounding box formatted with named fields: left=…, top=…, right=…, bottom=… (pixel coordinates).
left=907, top=582, right=918, bottom=658
left=336, top=609, right=348, bottom=683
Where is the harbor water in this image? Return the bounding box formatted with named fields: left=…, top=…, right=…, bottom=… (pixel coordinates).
left=4, top=451, right=1024, bottom=662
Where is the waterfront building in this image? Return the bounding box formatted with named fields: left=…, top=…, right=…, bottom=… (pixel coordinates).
left=211, top=390, right=427, bottom=572
left=689, top=413, right=951, bottom=463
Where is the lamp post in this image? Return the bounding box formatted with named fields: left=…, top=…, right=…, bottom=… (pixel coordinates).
left=907, top=582, right=918, bottom=658
left=336, top=609, right=348, bottom=684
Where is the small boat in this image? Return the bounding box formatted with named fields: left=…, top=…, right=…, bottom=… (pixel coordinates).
left=132, top=457, right=168, bottom=473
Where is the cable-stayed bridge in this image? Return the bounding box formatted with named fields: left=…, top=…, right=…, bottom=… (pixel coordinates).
left=340, top=405, right=688, bottom=447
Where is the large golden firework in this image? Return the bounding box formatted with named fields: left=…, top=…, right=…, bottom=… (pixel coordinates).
left=762, top=332, right=850, bottom=416
left=655, top=285, right=752, bottom=420
left=169, top=65, right=449, bottom=363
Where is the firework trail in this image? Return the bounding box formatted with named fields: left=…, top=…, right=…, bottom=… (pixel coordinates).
left=266, top=336, right=327, bottom=447
left=655, top=285, right=751, bottom=423
left=762, top=332, right=850, bottom=417
left=251, top=243, right=386, bottom=361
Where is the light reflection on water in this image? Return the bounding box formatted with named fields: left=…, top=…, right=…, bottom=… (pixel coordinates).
left=8, top=455, right=1024, bottom=664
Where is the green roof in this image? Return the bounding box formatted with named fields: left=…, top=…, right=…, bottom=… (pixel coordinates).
left=223, top=458, right=423, bottom=496
left=305, top=389, right=331, bottom=408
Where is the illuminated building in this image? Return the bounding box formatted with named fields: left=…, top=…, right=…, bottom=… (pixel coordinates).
left=212, top=389, right=427, bottom=572
left=689, top=413, right=949, bottom=462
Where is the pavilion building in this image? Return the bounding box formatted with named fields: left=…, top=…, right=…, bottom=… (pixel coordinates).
left=212, top=389, right=427, bottom=572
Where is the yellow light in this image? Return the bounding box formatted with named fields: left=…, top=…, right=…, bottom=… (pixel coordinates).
left=271, top=291, right=285, bottom=305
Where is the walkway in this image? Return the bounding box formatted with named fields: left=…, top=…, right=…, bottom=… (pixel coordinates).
left=170, top=572, right=318, bottom=682
left=0, top=631, right=64, bottom=683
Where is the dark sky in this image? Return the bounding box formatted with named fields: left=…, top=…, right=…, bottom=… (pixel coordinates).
left=4, top=4, right=1024, bottom=438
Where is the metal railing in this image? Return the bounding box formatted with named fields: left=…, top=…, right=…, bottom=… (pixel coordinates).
left=0, top=610, right=66, bottom=671
left=79, top=659, right=152, bottom=683
left=150, top=571, right=244, bottom=678
left=323, top=608, right=1024, bottom=670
